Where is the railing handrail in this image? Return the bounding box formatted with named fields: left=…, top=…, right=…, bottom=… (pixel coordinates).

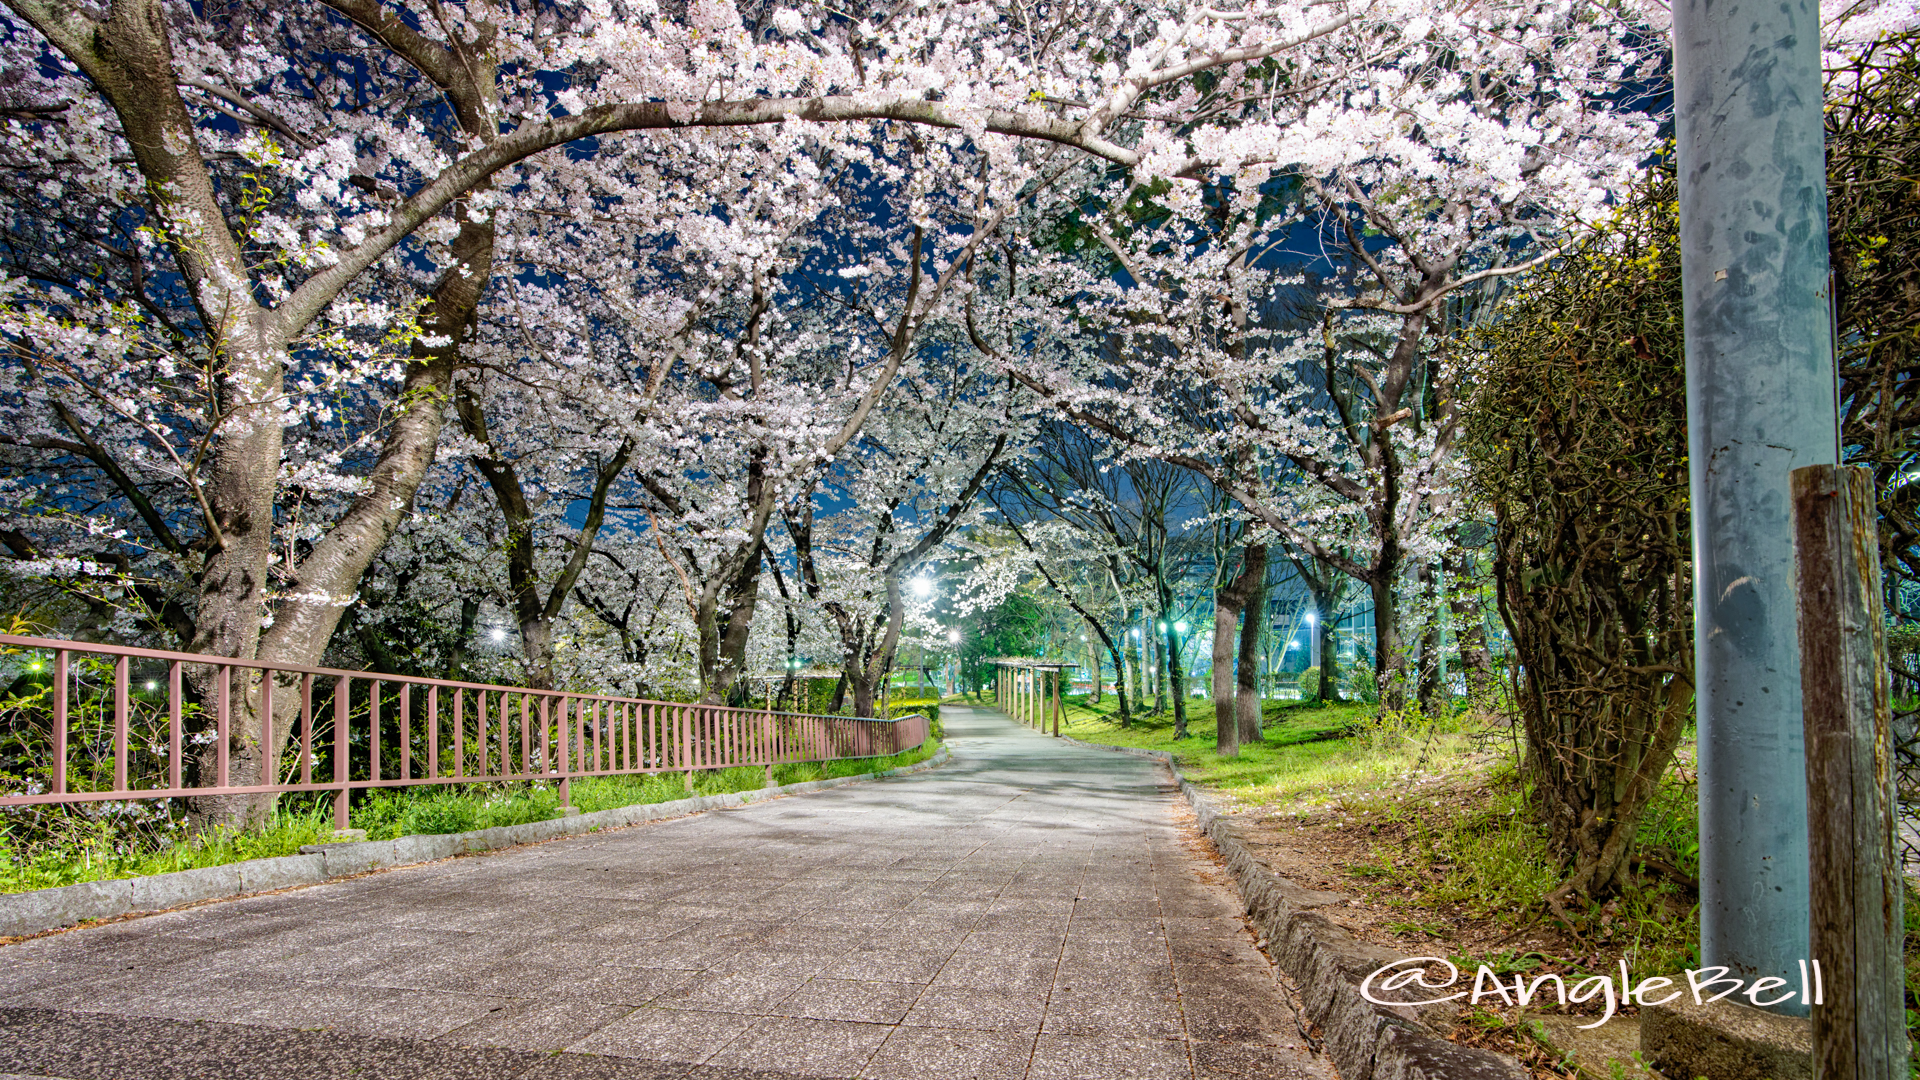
left=0, top=633, right=905, bottom=726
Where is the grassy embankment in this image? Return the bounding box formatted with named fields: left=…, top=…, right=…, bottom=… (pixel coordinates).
left=0, top=742, right=940, bottom=895
left=1037, top=689, right=1920, bottom=1077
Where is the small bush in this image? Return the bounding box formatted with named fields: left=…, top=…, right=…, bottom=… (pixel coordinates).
left=1346, top=665, right=1379, bottom=704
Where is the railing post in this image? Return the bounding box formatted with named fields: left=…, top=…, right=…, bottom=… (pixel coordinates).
left=168, top=660, right=183, bottom=791
left=332, top=675, right=350, bottom=829
left=520, top=694, right=531, bottom=777
left=369, top=679, right=382, bottom=782
left=557, top=696, right=572, bottom=810
left=426, top=684, right=439, bottom=780
left=763, top=701, right=775, bottom=787
left=112, top=654, right=128, bottom=792
left=682, top=706, right=694, bottom=792
left=453, top=687, right=465, bottom=779
left=300, top=673, right=314, bottom=785
left=399, top=683, right=411, bottom=781
left=260, top=669, right=275, bottom=787
left=218, top=665, right=232, bottom=789
left=1792, top=463, right=1908, bottom=1077
left=49, top=649, right=67, bottom=795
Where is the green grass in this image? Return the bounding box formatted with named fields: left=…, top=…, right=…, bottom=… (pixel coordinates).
left=1044, top=692, right=1474, bottom=809
left=0, top=741, right=942, bottom=896
left=0, top=803, right=338, bottom=896
left=1044, top=689, right=1712, bottom=979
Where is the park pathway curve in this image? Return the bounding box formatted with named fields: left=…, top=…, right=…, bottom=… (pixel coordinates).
left=0, top=705, right=1331, bottom=1080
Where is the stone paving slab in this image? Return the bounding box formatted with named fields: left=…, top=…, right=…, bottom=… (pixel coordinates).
left=0, top=707, right=1331, bottom=1080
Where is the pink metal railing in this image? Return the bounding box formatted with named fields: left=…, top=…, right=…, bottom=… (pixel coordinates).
left=0, top=634, right=931, bottom=826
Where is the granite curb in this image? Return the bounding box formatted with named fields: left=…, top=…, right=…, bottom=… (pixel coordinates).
left=1058, top=733, right=1527, bottom=1080
left=0, top=745, right=950, bottom=940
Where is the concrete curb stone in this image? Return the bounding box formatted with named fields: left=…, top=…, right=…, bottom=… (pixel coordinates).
left=0, top=744, right=950, bottom=939
left=1057, top=733, right=1526, bottom=1080
left=235, top=854, right=326, bottom=893
left=127, top=863, right=241, bottom=912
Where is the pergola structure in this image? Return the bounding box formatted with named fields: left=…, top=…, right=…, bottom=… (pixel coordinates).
left=990, top=659, right=1076, bottom=737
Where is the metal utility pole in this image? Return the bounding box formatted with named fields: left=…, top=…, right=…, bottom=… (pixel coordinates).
left=1672, top=0, right=1837, bottom=1014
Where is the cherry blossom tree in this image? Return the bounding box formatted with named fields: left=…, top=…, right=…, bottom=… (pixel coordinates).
left=784, top=354, right=1015, bottom=717
left=0, top=0, right=1681, bottom=821
left=977, top=0, right=1665, bottom=705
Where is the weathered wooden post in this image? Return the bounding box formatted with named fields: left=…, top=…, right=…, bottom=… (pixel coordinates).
left=1791, top=463, right=1907, bottom=1078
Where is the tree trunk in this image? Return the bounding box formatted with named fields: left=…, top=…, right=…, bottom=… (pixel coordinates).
left=1317, top=603, right=1341, bottom=703
left=1123, top=611, right=1143, bottom=727
left=849, top=672, right=878, bottom=720
left=1147, top=617, right=1165, bottom=713
left=1105, top=641, right=1133, bottom=727
left=1417, top=564, right=1445, bottom=717
left=1161, top=578, right=1189, bottom=739
left=1089, top=639, right=1102, bottom=703
left=1369, top=572, right=1405, bottom=708
left=1213, top=605, right=1240, bottom=757
left=711, top=542, right=763, bottom=705
left=1212, top=545, right=1266, bottom=755
left=1237, top=548, right=1267, bottom=746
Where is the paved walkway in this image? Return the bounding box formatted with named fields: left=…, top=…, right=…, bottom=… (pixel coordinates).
left=0, top=706, right=1329, bottom=1080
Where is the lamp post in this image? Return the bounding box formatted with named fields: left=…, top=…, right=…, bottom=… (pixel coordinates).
left=1673, top=0, right=1832, bottom=1006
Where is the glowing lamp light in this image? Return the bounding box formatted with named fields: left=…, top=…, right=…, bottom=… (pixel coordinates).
left=145, top=681, right=158, bottom=692
left=1174, top=621, right=1188, bottom=633
left=28, top=662, right=40, bottom=672
left=1305, top=611, right=1317, bottom=625
left=911, top=577, right=934, bottom=598
left=948, top=629, right=962, bottom=644
left=491, top=628, right=506, bottom=642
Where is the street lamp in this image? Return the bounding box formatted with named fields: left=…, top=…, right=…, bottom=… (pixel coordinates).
left=911, top=577, right=934, bottom=599
left=1174, top=621, right=1187, bottom=634
left=948, top=629, right=961, bottom=644
left=491, top=627, right=506, bottom=642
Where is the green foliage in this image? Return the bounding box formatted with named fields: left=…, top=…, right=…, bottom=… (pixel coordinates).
left=354, top=784, right=565, bottom=840
left=1345, top=664, right=1379, bottom=704
left=0, top=801, right=334, bottom=894
left=957, top=594, right=1045, bottom=693
left=1294, top=666, right=1326, bottom=700
left=885, top=699, right=941, bottom=741
left=771, top=740, right=942, bottom=785
left=1459, top=165, right=1694, bottom=903
left=1053, top=692, right=1418, bottom=802
left=1827, top=32, right=1920, bottom=596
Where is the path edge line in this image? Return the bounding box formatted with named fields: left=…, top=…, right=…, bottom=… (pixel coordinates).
left=1058, top=734, right=1526, bottom=1080
left=0, top=746, right=951, bottom=940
